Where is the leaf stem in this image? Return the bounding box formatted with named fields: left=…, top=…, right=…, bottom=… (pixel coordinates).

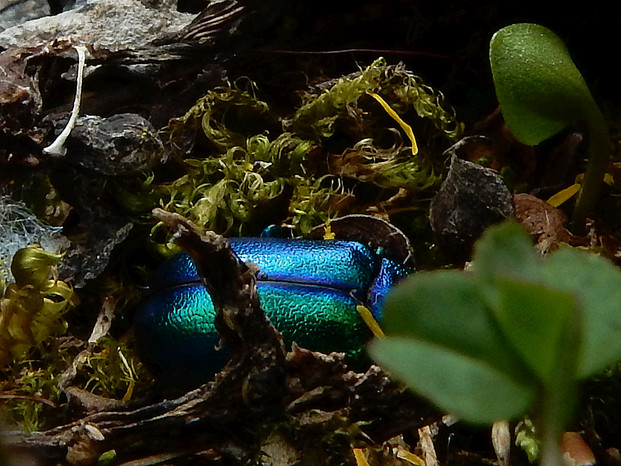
left=571, top=109, right=610, bottom=234
left=538, top=308, right=580, bottom=466
left=538, top=382, right=570, bottom=466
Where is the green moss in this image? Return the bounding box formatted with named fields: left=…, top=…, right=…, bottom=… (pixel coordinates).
left=0, top=247, right=152, bottom=430
left=156, top=57, right=461, bottom=243
left=0, top=247, right=78, bottom=368
left=0, top=247, right=79, bottom=430
left=167, top=79, right=274, bottom=152
left=289, top=57, right=461, bottom=143
left=80, top=336, right=151, bottom=401
left=2, top=362, right=67, bottom=432
left=161, top=132, right=316, bottom=235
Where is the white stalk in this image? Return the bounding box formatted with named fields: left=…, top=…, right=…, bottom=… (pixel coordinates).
left=43, top=45, right=88, bottom=156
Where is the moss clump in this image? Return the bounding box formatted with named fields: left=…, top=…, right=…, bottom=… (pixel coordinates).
left=1, top=359, right=69, bottom=432
left=289, top=57, right=461, bottom=143
left=0, top=246, right=78, bottom=368
left=162, top=131, right=316, bottom=235
left=79, top=335, right=150, bottom=402
left=0, top=246, right=80, bottom=431
left=0, top=248, right=152, bottom=430
left=156, top=57, right=462, bottom=243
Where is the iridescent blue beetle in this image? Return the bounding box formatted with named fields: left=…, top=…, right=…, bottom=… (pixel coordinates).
left=135, top=237, right=411, bottom=387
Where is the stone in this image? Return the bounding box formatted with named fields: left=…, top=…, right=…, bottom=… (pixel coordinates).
left=430, top=153, right=514, bottom=257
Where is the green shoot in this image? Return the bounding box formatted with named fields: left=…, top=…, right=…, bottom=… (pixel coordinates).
left=370, top=222, right=621, bottom=465
left=489, top=23, right=610, bottom=233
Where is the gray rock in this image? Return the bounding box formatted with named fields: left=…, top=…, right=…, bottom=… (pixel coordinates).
left=58, top=217, right=133, bottom=287
left=430, top=153, right=515, bottom=256
left=0, top=0, right=193, bottom=51
left=0, top=0, right=50, bottom=32
left=50, top=113, right=168, bottom=175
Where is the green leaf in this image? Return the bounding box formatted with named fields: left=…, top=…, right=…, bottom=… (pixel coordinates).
left=472, top=222, right=541, bottom=309
left=494, top=279, right=578, bottom=384
left=542, top=249, right=621, bottom=378
left=490, top=23, right=600, bottom=145
left=383, top=270, right=530, bottom=377
left=369, top=337, right=535, bottom=424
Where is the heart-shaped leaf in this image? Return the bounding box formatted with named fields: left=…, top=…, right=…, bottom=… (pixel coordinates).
left=374, top=219, right=621, bottom=436
left=472, top=222, right=541, bottom=309
left=490, top=23, right=599, bottom=145
left=383, top=270, right=530, bottom=377
left=369, top=337, right=535, bottom=423
left=542, top=249, right=621, bottom=377
left=494, top=279, right=578, bottom=384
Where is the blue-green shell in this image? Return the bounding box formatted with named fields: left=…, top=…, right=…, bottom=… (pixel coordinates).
left=135, top=238, right=410, bottom=386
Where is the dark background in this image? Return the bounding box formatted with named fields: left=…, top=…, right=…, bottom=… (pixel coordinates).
left=203, top=1, right=621, bottom=127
